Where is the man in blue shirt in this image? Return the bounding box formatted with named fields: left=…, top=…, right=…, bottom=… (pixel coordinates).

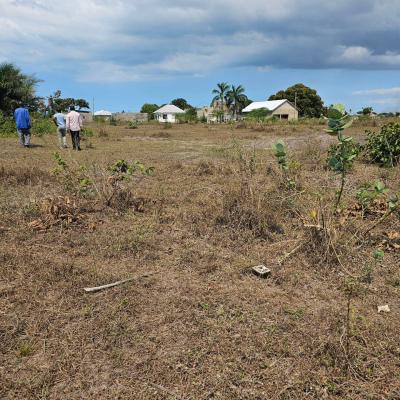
left=53, top=108, right=67, bottom=148
left=14, top=105, right=31, bottom=147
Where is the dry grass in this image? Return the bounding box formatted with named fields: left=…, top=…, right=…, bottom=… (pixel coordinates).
left=1, top=121, right=399, bottom=399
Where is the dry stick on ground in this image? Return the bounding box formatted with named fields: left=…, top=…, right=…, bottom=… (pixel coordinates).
left=278, top=241, right=304, bottom=265
left=83, top=273, right=155, bottom=293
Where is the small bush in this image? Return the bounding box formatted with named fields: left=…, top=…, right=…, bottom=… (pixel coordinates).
left=365, top=122, right=400, bottom=166
left=127, top=121, right=138, bottom=129
left=31, top=116, right=53, bottom=136
left=0, top=112, right=16, bottom=137
left=81, top=127, right=94, bottom=137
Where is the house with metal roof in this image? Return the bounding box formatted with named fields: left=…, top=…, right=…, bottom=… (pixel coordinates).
left=154, top=104, right=185, bottom=123
left=242, top=99, right=298, bottom=120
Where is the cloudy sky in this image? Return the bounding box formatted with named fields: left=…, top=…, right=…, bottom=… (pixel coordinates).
left=1, top=0, right=400, bottom=112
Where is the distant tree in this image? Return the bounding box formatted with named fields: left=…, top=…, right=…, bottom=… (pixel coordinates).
left=48, top=90, right=90, bottom=113
left=361, top=107, right=374, bottom=115
left=247, top=108, right=270, bottom=122
left=185, top=107, right=197, bottom=122
left=140, top=103, right=159, bottom=120
left=171, top=98, right=192, bottom=110
left=227, top=85, right=249, bottom=120
left=268, top=83, right=324, bottom=118
left=0, top=62, right=42, bottom=115
left=211, top=82, right=230, bottom=122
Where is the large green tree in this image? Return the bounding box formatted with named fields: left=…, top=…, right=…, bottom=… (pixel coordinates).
left=171, top=98, right=192, bottom=110
left=0, top=63, right=42, bottom=115
left=268, top=83, right=324, bottom=118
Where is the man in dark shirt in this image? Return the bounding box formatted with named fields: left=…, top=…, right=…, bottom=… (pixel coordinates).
left=14, top=105, right=31, bottom=147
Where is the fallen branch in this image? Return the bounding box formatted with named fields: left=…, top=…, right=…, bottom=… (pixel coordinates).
left=83, top=273, right=154, bottom=293
left=278, top=241, right=304, bottom=265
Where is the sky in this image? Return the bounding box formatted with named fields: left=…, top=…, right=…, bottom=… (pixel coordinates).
left=1, top=0, right=400, bottom=113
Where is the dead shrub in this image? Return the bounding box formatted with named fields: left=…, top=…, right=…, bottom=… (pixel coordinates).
left=301, top=199, right=357, bottom=266
left=28, top=196, right=84, bottom=231
left=193, top=160, right=214, bottom=176
left=216, top=183, right=284, bottom=239
left=0, top=165, right=53, bottom=185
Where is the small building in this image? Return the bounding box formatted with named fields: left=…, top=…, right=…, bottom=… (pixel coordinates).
left=197, top=106, right=232, bottom=123
left=154, top=104, right=185, bottom=123
left=242, top=99, right=298, bottom=120
left=94, top=110, right=113, bottom=121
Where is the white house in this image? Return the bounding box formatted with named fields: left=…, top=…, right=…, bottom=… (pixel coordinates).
left=242, top=99, right=298, bottom=120
left=154, top=104, right=185, bottom=123
left=94, top=110, right=112, bottom=117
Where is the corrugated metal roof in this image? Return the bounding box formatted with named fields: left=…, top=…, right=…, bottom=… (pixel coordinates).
left=242, top=99, right=288, bottom=113
left=154, top=104, right=185, bottom=114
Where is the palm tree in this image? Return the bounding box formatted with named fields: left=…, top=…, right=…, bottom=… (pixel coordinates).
left=227, top=85, right=248, bottom=120
left=0, top=63, right=41, bottom=115
left=211, top=82, right=230, bottom=122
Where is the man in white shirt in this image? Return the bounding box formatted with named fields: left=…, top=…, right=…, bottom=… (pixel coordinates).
left=66, top=106, right=83, bottom=151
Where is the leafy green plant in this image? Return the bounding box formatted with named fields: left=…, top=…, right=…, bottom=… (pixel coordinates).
left=110, top=159, right=154, bottom=176
left=365, top=122, right=400, bottom=166
left=356, top=180, right=388, bottom=215
left=272, top=140, right=298, bottom=189
left=325, top=104, right=354, bottom=212
left=79, top=178, right=93, bottom=193
left=53, top=152, right=68, bottom=172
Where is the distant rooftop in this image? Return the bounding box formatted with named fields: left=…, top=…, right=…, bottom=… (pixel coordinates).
left=242, top=99, right=288, bottom=113
left=154, top=104, right=185, bottom=114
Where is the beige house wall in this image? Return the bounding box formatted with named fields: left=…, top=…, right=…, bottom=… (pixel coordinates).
left=272, top=102, right=298, bottom=120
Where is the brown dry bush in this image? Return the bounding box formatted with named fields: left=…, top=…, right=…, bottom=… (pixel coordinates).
left=28, top=196, right=86, bottom=231
left=0, top=165, right=54, bottom=185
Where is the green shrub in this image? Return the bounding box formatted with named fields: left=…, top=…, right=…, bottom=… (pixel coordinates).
left=0, top=112, right=16, bottom=137
left=246, top=108, right=270, bottom=122
left=327, top=138, right=362, bottom=171
left=81, top=127, right=94, bottom=137
left=365, top=122, right=400, bottom=166
left=31, top=116, right=53, bottom=136
left=0, top=113, right=53, bottom=137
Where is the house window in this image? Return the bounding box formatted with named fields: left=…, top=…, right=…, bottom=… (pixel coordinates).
left=280, top=114, right=289, bottom=120
left=163, top=114, right=168, bottom=120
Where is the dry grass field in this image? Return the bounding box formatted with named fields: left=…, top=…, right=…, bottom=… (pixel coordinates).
left=1, top=120, right=399, bottom=399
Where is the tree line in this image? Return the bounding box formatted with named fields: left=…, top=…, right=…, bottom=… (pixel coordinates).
left=2, top=62, right=388, bottom=121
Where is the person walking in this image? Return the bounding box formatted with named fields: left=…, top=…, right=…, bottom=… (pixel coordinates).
left=14, top=104, right=31, bottom=148
left=66, top=106, right=83, bottom=151
left=53, top=108, right=67, bottom=148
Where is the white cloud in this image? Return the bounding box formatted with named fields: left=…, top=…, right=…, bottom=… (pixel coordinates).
left=334, top=46, right=400, bottom=67
left=1, top=0, right=400, bottom=81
